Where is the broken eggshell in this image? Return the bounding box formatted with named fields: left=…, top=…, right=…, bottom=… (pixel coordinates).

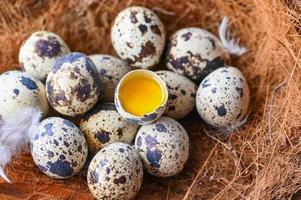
left=114, top=69, right=168, bottom=125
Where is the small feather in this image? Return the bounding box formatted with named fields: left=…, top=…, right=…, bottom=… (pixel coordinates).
left=218, top=112, right=250, bottom=134
left=218, top=16, right=247, bottom=56
left=0, top=107, right=42, bottom=182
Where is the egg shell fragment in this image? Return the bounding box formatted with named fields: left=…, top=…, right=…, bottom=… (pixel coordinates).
left=166, top=27, right=226, bottom=81
left=80, top=103, right=139, bottom=154
left=196, top=66, right=250, bottom=129
left=111, top=6, right=166, bottom=69
left=19, top=31, right=70, bottom=82
left=30, top=117, right=88, bottom=179
left=0, top=70, right=49, bottom=124
left=114, top=69, right=168, bottom=125
left=89, top=54, right=132, bottom=102
left=134, top=116, right=190, bottom=177
left=87, top=142, right=143, bottom=200
left=46, top=52, right=100, bottom=117
left=156, top=70, right=197, bottom=119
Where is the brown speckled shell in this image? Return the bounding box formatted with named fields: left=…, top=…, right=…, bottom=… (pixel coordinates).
left=196, top=66, right=250, bottom=129
left=87, top=142, right=143, bottom=200
left=30, top=117, right=88, bottom=179
left=111, top=6, right=166, bottom=69
left=46, top=52, right=100, bottom=117
left=166, top=28, right=226, bottom=81
left=19, top=31, right=70, bottom=82
left=134, top=117, right=190, bottom=177
left=0, top=70, right=49, bottom=123
left=80, top=103, right=139, bottom=154
left=156, top=70, right=197, bottom=119
left=89, top=55, right=132, bottom=102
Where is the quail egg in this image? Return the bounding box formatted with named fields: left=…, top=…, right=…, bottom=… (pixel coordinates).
left=134, top=116, right=190, bottom=177
left=111, top=6, right=166, bottom=69
left=166, top=27, right=226, bottom=81
left=19, top=31, right=70, bottom=82
left=0, top=70, right=49, bottom=123
left=80, top=103, right=139, bottom=154
left=156, top=70, right=197, bottom=119
left=30, top=117, right=88, bottom=179
left=46, top=52, right=100, bottom=117
left=196, top=66, right=250, bottom=129
left=115, top=69, right=168, bottom=125
left=87, top=142, right=143, bottom=200
left=89, top=54, right=132, bottom=102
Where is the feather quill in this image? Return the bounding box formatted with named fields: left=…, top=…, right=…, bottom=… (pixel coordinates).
left=0, top=107, right=42, bottom=182
left=218, top=16, right=247, bottom=56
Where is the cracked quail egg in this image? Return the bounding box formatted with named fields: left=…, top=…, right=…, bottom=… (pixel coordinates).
left=87, top=142, right=143, bottom=200
left=0, top=70, right=49, bottom=124
left=156, top=70, right=197, bottom=119
left=134, top=116, right=190, bottom=177
left=30, top=117, right=88, bottom=179
left=115, top=69, right=168, bottom=125
left=19, top=31, right=70, bottom=82
left=80, top=103, right=139, bottom=154
left=89, top=54, right=132, bottom=102
left=111, top=6, right=166, bottom=69
left=46, top=52, right=100, bottom=117
left=166, top=27, right=226, bottom=81
left=196, top=66, right=250, bottom=129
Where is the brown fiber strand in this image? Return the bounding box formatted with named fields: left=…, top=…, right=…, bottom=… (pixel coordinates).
left=1, top=0, right=301, bottom=199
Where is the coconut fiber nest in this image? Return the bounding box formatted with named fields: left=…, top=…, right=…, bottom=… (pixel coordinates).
left=1, top=0, right=301, bottom=199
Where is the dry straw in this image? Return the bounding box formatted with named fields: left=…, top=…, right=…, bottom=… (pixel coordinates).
left=1, top=0, right=301, bottom=199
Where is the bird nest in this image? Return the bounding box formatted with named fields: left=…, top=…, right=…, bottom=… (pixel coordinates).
left=1, top=0, right=301, bottom=199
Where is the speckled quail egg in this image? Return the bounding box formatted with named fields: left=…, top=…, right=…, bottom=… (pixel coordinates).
left=89, top=54, right=132, bottom=102
left=111, top=6, right=166, bottom=69
left=46, top=52, right=100, bottom=117
left=166, top=27, right=226, bottom=81
left=156, top=70, right=197, bottom=119
left=87, top=142, right=143, bottom=200
left=80, top=103, right=139, bottom=154
left=196, top=66, right=250, bottom=129
left=134, top=116, right=190, bottom=177
left=0, top=70, right=49, bottom=123
left=30, top=117, right=88, bottom=179
left=19, top=31, right=70, bottom=82
left=115, top=69, right=168, bottom=125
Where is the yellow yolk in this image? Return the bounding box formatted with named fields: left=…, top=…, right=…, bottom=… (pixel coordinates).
left=119, top=75, right=164, bottom=116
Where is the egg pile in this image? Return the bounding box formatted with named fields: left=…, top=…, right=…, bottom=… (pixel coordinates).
left=0, top=6, right=250, bottom=200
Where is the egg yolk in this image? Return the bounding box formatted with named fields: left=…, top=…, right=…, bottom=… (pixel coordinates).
left=119, top=75, right=164, bottom=116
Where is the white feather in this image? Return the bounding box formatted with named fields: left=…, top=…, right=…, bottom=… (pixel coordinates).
left=218, top=16, right=247, bottom=56
left=220, top=112, right=250, bottom=133
left=0, top=107, right=42, bottom=182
